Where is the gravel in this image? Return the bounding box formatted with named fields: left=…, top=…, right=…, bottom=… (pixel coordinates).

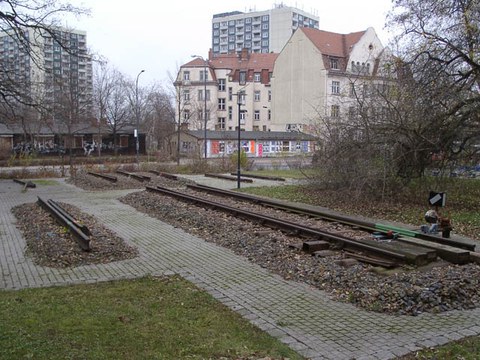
left=12, top=201, right=139, bottom=268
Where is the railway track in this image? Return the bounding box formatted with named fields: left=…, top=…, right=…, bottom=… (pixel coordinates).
left=185, top=183, right=475, bottom=264
left=145, top=185, right=475, bottom=267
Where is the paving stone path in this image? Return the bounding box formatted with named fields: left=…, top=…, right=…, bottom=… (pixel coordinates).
left=1, top=178, right=479, bottom=360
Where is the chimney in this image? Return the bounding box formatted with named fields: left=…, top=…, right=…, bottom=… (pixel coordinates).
left=239, top=48, right=249, bottom=61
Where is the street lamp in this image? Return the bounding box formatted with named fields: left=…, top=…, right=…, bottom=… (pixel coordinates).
left=135, top=69, right=145, bottom=166
left=191, top=55, right=208, bottom=159
left=237, top=91, right=245, bottom=189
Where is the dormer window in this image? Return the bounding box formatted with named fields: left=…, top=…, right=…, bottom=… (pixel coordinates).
left=330, top=58, right=339, bottom=70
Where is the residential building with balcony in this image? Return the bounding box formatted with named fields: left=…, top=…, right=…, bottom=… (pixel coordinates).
left=0, top=27, right=93, bottom=115
left=212, top=3, right=319, bottom=55
left=0, top=26, right=94, bottom=152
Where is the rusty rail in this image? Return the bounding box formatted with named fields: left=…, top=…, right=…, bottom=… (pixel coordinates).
left=116, top=170, right=151, bottom=182
left=146, top=185, right=409, bottom=264
left=187, top=183, right=476, bottom=253
left=13, top=179, right=36, bottom=188
left=229, top=173, right=286, bottom=181
left=204, top=173, right=254, bottom=183
left=37, top=197, right=91, bottom=251
left=87, top=171, right=118, bottom=182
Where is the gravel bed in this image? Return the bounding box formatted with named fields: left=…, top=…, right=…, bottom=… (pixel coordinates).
left=120, top=189, right=480, bottom=316
left=67, top=170, right=194, bottom=191
left=12, top=201, right=139, bottom=268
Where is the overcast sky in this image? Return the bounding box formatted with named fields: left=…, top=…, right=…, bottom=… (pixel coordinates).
left=66, top=0, right=394, bottom=86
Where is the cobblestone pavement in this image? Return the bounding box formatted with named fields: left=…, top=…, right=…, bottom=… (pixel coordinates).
left=1, top=177, right=479, bottom=360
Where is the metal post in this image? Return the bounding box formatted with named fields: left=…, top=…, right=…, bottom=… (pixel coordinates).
left=135, top=69, right=145, bottom=166
left=237, top=91, right=242, bottom=189
left=203, top=59, right=207, bottom=159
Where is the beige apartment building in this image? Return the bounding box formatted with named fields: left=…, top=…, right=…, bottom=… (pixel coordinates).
left=270, top=27, right=388, bottom=133
left=175, top=49, right=277, bottom=133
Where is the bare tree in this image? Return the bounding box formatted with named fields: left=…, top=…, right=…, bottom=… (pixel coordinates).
left=387, top=0, right=480, bottom=175
left=93, top=61, right=130, bottom=155
left=143, top=88, right=175, bottom=157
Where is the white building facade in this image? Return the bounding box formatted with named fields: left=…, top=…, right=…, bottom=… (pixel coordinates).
left=270, top=27, right=388, bottom=133
left=212, top=4, right=319, bottom=55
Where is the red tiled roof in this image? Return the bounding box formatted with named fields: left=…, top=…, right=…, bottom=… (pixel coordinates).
left=300, top=27, right=366, bottom=58
left=210, top=52, right=278, bottom=72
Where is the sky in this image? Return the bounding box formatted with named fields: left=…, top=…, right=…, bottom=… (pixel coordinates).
left=65, top=0, right=394, bottom=86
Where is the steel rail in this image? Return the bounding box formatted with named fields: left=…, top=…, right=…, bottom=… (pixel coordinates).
left=116, top=170, right=151, bottom=182
left=87, top=171, right=118, bottom=182
left=13, top=179, right=36, bottom=188
left=186, top=183, right=476, bottom=252
left=146, top=185, right=407, bottom=263
left=37, top=197, right=91, bottom=251
left=229, top=173, right=286, bottom=181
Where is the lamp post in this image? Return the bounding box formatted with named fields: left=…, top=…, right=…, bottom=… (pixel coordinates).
left=135, top=69, right=145, bottom=166
left=237, top=91, right=244, bottom=189
left=191, top=55, right=208, bottom=159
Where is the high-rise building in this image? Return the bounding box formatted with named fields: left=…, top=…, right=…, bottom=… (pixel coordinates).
left=0, top=27, right=93, bottom=112
left=212, top=3, right=319, bottom=55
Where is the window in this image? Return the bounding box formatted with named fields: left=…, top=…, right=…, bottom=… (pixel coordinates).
left=200, top=69, right=208, bottom=81
left=199, top=109, right=210, bottom=120
left=254, top=72, right=261, bottom=82
left=348, top=107, right=356, bottom=119
left=254, top=91, right=261, bottom=101
left=217, top=117, right=225, bottom=130
left=198, top=89, right=210, bottom=101
left=183, top=110, right=190, bottom=121
left=331, top=105, right=340, bottom=118
left=349, top=83, right=356, bottom=96
left=330, top=58, right=339, bottom=70
left=262, top=23, right=269, bottom=30
left=218, top=78, right=226, bottom=91
left=332, top=81, right=340, bottom=94
left=183, top=71, right=190, bottom=81
left=218, top=98, right=226, bottom=110
left=268, top=90, right=272, bottom=101
left=239, top=71, right=246, bottom=85
left=240, top=110, right=246, bottom=124
left=183, top=89, right=190, bottom=101
left=254, top=110, right=260, bottom=120
left=228, top=106, right=233, bottom=120
left=268, top=109, right=271, bottom=120
left=228, top=87, right=233, bottom=101
left=262, top=15, right=269, bottom=21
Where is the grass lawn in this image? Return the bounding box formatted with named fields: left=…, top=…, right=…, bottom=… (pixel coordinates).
left=0, top=276, right=303, bottom=360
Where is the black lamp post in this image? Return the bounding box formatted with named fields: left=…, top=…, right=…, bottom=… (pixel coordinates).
left=135, top=69, right=145, bottom=166
left=237, top=91, right=244, bottom=189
